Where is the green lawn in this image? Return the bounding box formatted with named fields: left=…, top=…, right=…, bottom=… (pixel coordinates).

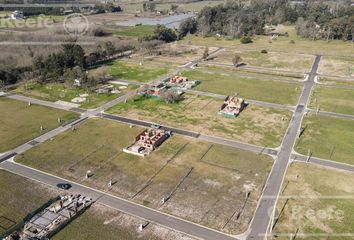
left=108, top=94, right=291, bottom=147
left=295, top=114, right=354, bottom=165
left=0, top=97, right=78, bottom=153
left=179, top=25, right=354, bottom=56
left=16, top=118, right=273, bottom=234
left=182, top=69, right=302, bottom=105
left=114, top=25, right=156, bottom=38
left=310, top=86, right=354, bottom=115
left=210, top=50, right=314, bottom=73
left=274, top=162, right=354, bottom=237
left=0, top=170, right=57, bottom=237
left=12, top=82, right=133, bottom=109
left=111, top=60, right=171, bottom=82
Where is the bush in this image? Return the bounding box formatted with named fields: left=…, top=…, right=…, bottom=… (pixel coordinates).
left=240, top=36, right=253, bottom=44
left=261, top=49, right=268, bottom=54
left=290, top=40, right=295, bottom=44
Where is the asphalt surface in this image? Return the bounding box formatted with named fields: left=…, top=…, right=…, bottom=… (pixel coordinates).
left=246, top=55, right=322, bottom=240
left=292, top=153, right=354, bottom=173
left=0, top=161, right=236, bottom=240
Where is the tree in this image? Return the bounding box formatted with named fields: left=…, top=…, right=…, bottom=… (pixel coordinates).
left=143, top=2, right=156, bottom=12
left=160, top=89, right=182, bottom=103
left=203, top=47, right=209, bottom=60
left=104, top=41, right=116, bottom=57
left=232, top=54, right=242, bottom=67
left=152, top=25, right=177, bottom=43
left=179, top=18, right=197, bottom=38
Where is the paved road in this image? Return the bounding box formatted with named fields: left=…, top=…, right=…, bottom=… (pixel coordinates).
left=246, top=55, right=322, bottom=240
left=291, top=153, right=354, bottom=173
left=307, top=109, right=354, bottom=121
left=0, top=160, right=237, bottom=240
left=101, top=113, right=277, bottom=156
left=183, top=89, right=295, bottom=111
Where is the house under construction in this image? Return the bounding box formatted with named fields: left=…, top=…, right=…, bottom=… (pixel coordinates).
left=5, top=195, right=92, bottom=240
left=219, top=96, right=247, bottom=118
left=164, top=75, right=198, bottom=89
left=123, top=127, right=171, bottom=157
left=139, top=82, right=167, bottom=98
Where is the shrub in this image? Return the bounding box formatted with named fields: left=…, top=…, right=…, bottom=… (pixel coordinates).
left=261, top=49, right=268, bottom=54
left=240, top=36, right=253, bottom=44
left=290, top=40, right=295, bottom=44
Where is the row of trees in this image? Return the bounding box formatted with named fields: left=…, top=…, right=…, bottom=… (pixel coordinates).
left=179, top=0, right=354, bottom=41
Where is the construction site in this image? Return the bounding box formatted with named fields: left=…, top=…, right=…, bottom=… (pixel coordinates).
left=123, top=127, right=171, bottom=157
left=219, top=96, right=247, bottom=118
left=164, top=75, right=199, bottom=89
left=5, top=195, right=92, bottom=240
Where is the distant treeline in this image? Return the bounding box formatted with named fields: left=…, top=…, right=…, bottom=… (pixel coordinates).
left=179, top=0, right=354, bottom=41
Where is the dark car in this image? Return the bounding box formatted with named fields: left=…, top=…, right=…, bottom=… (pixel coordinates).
left=56, top=183, right=72, bottom=190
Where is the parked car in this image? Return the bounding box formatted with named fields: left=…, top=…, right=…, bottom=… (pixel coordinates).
left=56, top=183, right=72, bottom=190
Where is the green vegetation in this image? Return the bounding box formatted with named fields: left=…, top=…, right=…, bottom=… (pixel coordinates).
left=0, top=97, right=78, bottom=152
left=16, top=118, right=273, bottom=234
left=310, top=86, right=354, bottom=115
left=296, top=114, right=354, bottom=165
left=0, top=170, right=57, bottom=236
left=12, top=82, right=134, bottom=109
left=111, top=60, right=170, bottom=82
left=108, top=94, right=291, bottom=147
left=182, top=69, right=302, bottom=105
left=114, top=25, right=156, bottom=38
left=274, top=162, right=354, bottom=236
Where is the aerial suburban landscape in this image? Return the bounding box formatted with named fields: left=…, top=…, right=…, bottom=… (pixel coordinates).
left=0, top=0, right=353, bottom=239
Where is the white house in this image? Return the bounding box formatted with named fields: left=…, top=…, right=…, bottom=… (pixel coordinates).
left=10, top=10, right=24, bottom=20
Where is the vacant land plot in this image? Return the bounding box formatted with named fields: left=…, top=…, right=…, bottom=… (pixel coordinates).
left=111, top=60, right=173, bottom=82
left=16, top=118, right=273, bottom=234
left=310, top=86, right=354, bottom=115
left=12, top=82, right=135, bottom=109
left=182, top=69, right=302, bottom=105
left=295, top=114, right=354, bottom=165
left=209, top=50, right=314, bottom=73
left=318, top=56, right=354, bottom=77
left=319, top=77, right=354, bottom=87
left=0, top=97, right=78, bottom=153
left=53, top=204, right=195, bottom=240
left=273, top=162, right=354, bottom=238
left=0, top=170, right=58, bottom=237
left=114, top=25, right=156, bottom=38
left=198, top=65, right=303, bottom=81
left=108, top=94, right=291, bottom=147
left=179, top=26, right=354, bottom=56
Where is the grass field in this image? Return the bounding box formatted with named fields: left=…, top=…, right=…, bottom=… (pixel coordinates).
left=111, top=60, right=172, bottom=82
left=209, top=50, right=314, bottom=73
left=12, top=82, right=134, bottom=109
left=273, top=162, right=354, bottom=238
left=182, top=69, right=302, bottom=105
left=0, top=97, right=78, bottom=153
left=53, top=203, right=195, bottom=240
left=295, top=114, right=354, bottom=165
left=114, top=25, right=156, bottom=38
left=16, top=118, right=273, bottom=234
left=198, top=65, right=304, bottom=81
left=179, top=26, right=354, bottom=56
left=310, top=86, right=354, bottom=115
left=108, top=94, right=291, bottom=147
left=0, top=170, right=58, bottom=236
left=318, top=56, right=354, bottom=77
left=319, top=77, right=354, bottom=87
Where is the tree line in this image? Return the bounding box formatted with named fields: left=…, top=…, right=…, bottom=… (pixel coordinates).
left=179, top=0, right=354, bottom=41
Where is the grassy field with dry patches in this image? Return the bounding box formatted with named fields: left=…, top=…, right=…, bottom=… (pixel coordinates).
left=273, top=162, right=354, bottom=238
left=16, top=118, right=273, bottom=234
left=108, top=94, right=292, bottom=147
left=318, top=56, right=354, bottom=77
left=0, top=97, right=78, bottom=153
left=208, top=50, right=314, bottom=73
left=310, top=86, right=354, bottom=115
left=295, top=114, right=354, bottom=165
